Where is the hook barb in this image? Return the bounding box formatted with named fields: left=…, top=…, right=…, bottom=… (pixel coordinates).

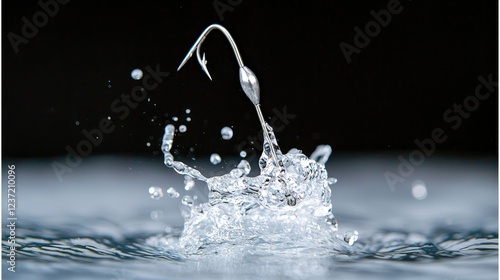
left=177, top=24, right=244, bottom=80
left=199, top=52, right=212, bottom=81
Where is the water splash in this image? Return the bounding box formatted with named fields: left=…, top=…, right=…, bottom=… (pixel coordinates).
left=161, top=124, right=206, bottom=182
left=310, top=144, right=332, bottom=165
left=161, top=123, right=356, bottom=254
left=184, top=175, right=195, bottom=191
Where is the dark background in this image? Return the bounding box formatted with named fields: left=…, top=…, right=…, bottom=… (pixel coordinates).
left=3, top=0, right=498, bottom=159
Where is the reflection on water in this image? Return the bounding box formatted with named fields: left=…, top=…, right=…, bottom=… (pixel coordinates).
left=2, top=153, right=497, bottom=279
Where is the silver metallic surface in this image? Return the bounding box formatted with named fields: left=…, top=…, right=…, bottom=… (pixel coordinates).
left=240, top=66, right=260, bottom=105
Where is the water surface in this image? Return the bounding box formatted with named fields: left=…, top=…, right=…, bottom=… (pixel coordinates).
left=2, top=153, right=497, bottom=279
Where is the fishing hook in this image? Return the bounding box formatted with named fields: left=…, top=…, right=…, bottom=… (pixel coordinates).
left=177, top=24, right=281, bottom=167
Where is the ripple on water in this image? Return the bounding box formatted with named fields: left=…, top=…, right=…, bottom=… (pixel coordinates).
left=5, top=224, right=497, bottom=279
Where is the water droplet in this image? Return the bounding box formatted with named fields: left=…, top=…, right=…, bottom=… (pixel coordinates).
left=237, top=160, right=251, bottom=175
left=172, top=116, right=178, bottom=122
left=327, top=177, right=337, bottom=185
left=185, top=109, right=191, bottom=114
left=182, top=195, right=194, bottom=207
left=150, top=210, right=162, bottom=220
left=186, top=117, right=191, bottom=122
left=221, top=126, right=233, bottom=140
left=131, top=68, right=143, bottom=80
left=184, top=175, right=195, bottom=190
left=412, top=180, right=427, bottom=200
left=240, top=150, right=247, bottom=158
left=179, top=125, right=187, bottom=133
left=146, top=142, right=151, bottom=147
left=230, top=160, right=251, bottom=178
left=164, top=226, right=173, bottom=234
left=75, top=121, right=80, bottom=126
left=107, top=116, right=111, bottom=120
left=210, top=153, right=222, bottom=165
left=343, top=230, right=358, bottom=245
left=149, top=186, right=163, bottom=200
left=166, top=187, right=180, bottom=198
left=327, top=214, right=338, bottom=230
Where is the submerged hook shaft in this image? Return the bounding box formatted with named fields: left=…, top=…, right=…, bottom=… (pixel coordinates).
left=177, top=24, right=281, bottom=167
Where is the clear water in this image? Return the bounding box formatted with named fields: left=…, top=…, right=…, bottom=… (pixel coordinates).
left=2, top=152, right=497, bottom=279
left=160, top=123, right=357, bottom=255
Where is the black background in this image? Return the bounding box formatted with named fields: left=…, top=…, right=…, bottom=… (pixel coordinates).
left=3, top=0, right=498, bottom=158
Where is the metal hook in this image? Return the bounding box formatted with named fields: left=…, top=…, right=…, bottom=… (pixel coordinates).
left=177, top=24, right=281, bottom=167
left=177, top=24, right=244, bottom=80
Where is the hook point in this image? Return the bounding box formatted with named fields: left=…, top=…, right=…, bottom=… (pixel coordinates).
left=177, top=52, right=194, bottom=71
left=202, top=67, right=212, bottom=81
